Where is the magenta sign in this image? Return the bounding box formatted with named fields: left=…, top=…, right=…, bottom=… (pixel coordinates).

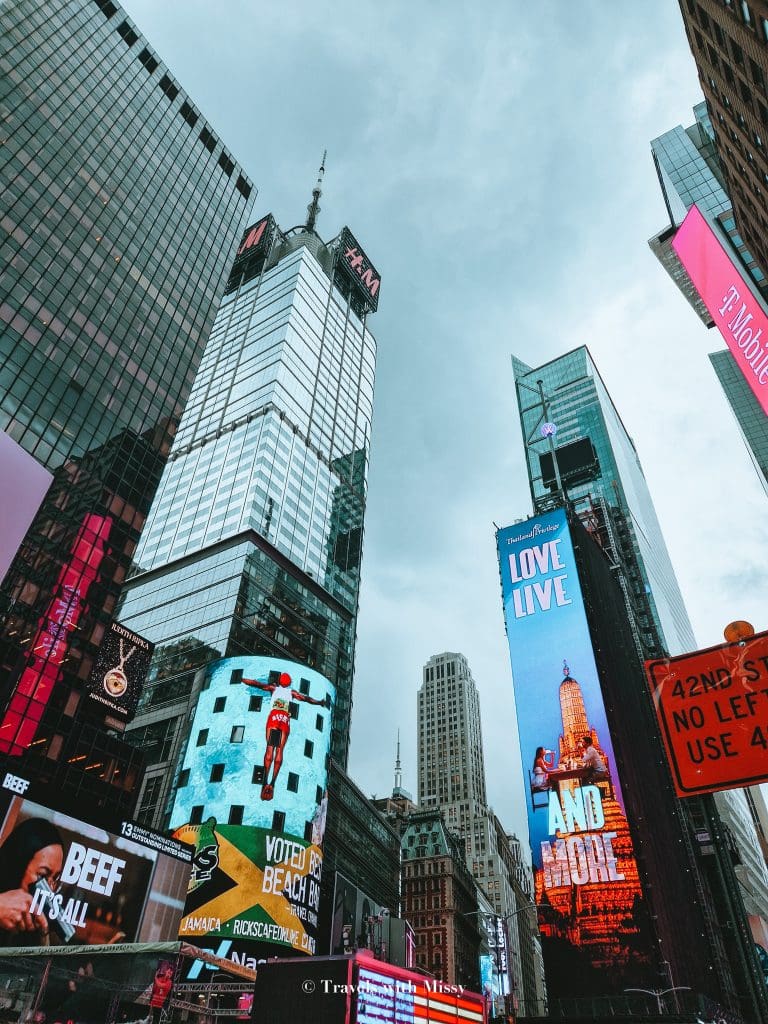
left=672, top=204, right=768, bottom=415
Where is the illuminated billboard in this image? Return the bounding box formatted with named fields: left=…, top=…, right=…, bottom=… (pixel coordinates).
left=0, top=768, right=191, bottom=948
left=646, top=628, right=768, bottom=797
left=497, top=509, right=650, bottom=991
left=170, top=656, right=334, bottom=957
left=0, top=430, right=52, bottom=586
left=0, top=513, right=112, bottom=754
left=86, top=621, right=154, bottom=725
left=672, top=203, right=768, bottom=415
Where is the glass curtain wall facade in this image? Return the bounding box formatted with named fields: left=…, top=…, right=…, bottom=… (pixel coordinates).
left=120, top=221, right=377, bottom=828
left=650, top=103, right=768, bottom=500
left=0, top=0, right=252, bottom=811
left=513, top=346, right=696, bottom=659
left=710, top=348, right=768, bottom=493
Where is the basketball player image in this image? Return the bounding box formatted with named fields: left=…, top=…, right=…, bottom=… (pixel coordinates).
left=241, top=671, right=331, bottom=800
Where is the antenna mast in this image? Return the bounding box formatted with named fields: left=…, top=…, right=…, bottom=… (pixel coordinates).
left=394, top=729, right=402, bottom=791
left=305, top=149, right=326, bottom=233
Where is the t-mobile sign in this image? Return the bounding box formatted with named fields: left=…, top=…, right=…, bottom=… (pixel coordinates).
left=672, top=204, right=768, bottom=415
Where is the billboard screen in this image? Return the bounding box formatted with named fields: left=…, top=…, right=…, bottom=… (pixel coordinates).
left=85, top=621, right=154, bottom=725
left=497, top=509, right=650, bottom=992
left=646, top=628, right=768, bottom=797
left=170, top=656, right=334, bottom=957
left=0, top=430, right=52, bottom=586
left=0, top=769, right=191, bottom=948
left=672, top=203, right=768, bottom=415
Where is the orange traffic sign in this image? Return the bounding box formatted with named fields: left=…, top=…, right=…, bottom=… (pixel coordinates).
left=646, top=629, right=768, bottom=797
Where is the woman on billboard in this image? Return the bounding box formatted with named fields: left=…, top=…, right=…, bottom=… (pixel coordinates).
left=0, top=817, right=64, bottom=944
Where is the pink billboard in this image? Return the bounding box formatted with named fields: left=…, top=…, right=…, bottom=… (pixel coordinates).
left=0, top=431, right=53, bottom=585
left=672, top=204, right=768, bottom=415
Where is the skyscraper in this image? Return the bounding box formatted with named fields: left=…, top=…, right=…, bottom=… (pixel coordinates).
left=118, top=201, right=378, bottom=829
left=710, top=347, right=768, bottom=492
left=649, top=102, right=768, bottom=497
left=0, top=0, right=253, bottom=812
left=417, top=652, right=546, bottom=1016
left=676, top=0, right=768, bottom=276
left=513, top=346, right=696, bottom=658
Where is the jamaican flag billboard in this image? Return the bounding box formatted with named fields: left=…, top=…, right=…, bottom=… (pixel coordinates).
left=173, top=818, right=323, bottom=955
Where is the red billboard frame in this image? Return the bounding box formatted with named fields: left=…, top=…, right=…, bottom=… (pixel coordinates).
left=645, top=628, right=768, bottom=797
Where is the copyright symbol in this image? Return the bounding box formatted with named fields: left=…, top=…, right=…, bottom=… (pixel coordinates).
left=302, top=980, right=315, bottom=994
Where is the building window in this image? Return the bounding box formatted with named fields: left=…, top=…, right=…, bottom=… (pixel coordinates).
left=304, top=739, right=314, bottom=758
left=196, top=729, right=209, bottom=746
left=272, top=810, right=286, bottom=831
left=315, top=714, right=324, bottom=732
left=229, top=805, right=244, bottom=825
left=210, top=764, right=224, bottom=783
left=213, top=697, right=226, bottom=713
left=287, top=772, right=299, bottom=792
left=178, top=769, right=190, bottom=788
left=252, top=765, right=264, bottom=785
left=190, top=805, right=203, bottom=825
left=742, top=1, right=753, bottom=26
left=249, top=695, right=263, bottom=712
left=229, top=669, right=243, bottom=685
left=230, top=725, right=245, bottom=743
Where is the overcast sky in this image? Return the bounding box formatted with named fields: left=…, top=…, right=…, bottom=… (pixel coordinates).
left=121, top=0, right=768, bottom=843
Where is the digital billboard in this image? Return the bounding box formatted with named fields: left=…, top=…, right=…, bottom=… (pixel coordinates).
left=0, top=430, right=53, bottom=586
left=0, top=768, right=191, bottom=949
left=170, top=656, right=334, bottom=957
left=0, top=513, right=112, bottom=754
left=672, top=203, right=768, bottom=415
left=646, top=628, right=768, bottom=797
left=86, top=621, right=154, bottom=725
left=497, top=509, right=650, bottom=991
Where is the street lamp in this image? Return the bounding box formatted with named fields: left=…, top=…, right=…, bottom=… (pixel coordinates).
left=625, top=986, right=692, bottom=1014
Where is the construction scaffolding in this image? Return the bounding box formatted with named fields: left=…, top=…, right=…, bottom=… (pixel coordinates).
left=0, top=941, right=255, bottom=1024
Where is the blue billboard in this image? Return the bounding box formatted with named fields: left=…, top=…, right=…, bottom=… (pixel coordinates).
left=497, top=508, right=648, bottom=986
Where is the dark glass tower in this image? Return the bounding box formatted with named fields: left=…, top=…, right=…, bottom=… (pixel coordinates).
left=118, top=210, right=378, bottom=828
left=0, top=0, right=253, bottom=813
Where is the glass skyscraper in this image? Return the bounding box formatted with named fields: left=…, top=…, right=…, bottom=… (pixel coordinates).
left=119, top=213, right=378, bottom=827
left=710, top=348, right=768, bottom=494
left=513, top=346, right=696, bottom=658
left=0, top=0, right=252, bottom=811
left=650, top=102, right=768, bottom=501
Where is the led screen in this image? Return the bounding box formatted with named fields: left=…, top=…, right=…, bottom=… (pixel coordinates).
left=86, top=621, right=154, bottom=724
left=0, top=430, right=52, bottom=585
left=170, top=656, right=335, bottom=957
left=672, top=203, right=768, bottom=415
left=0, top=769, right=191, bottom=949
left=497, top=508, right=650, bottom=992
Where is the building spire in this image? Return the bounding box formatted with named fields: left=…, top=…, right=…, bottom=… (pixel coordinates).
left=394, top=729, right=402, bottom=791
left=305, top=149, right=326, bottom=233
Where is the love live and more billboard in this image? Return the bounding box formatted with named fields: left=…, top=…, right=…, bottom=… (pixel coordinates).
left=170, top=656, right=334, bottom=958
left=646, top=629, right=768, bottom=798
left=497, top=509, right=648, bottom=981
left=672, top=203, right=768, bottom=415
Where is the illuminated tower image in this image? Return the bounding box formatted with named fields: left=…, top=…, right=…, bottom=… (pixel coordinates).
left=557, top=661, right=599, bottom=764
left=535, top=659, right=643, bottom=976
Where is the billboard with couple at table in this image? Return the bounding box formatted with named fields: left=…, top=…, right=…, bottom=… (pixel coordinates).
left=497, top=508, right=651, bottom=992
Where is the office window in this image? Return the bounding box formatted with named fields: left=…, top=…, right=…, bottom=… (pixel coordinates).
left=287, top=772, right=299, bottom=792
left=304, top=739, right=314, bottom=758
left=213, top=697, right=226, bottom=713
left=230, top=725, right=245, bottom=743
left=196, top=729, right=209, bottom=746
left=190, top=805, right=203, bottom=825
left=229, top=805, right=244, bottom=825
left=210, top=763, right=224, bottom=782
left=249, top=695, right=262, bottom=712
